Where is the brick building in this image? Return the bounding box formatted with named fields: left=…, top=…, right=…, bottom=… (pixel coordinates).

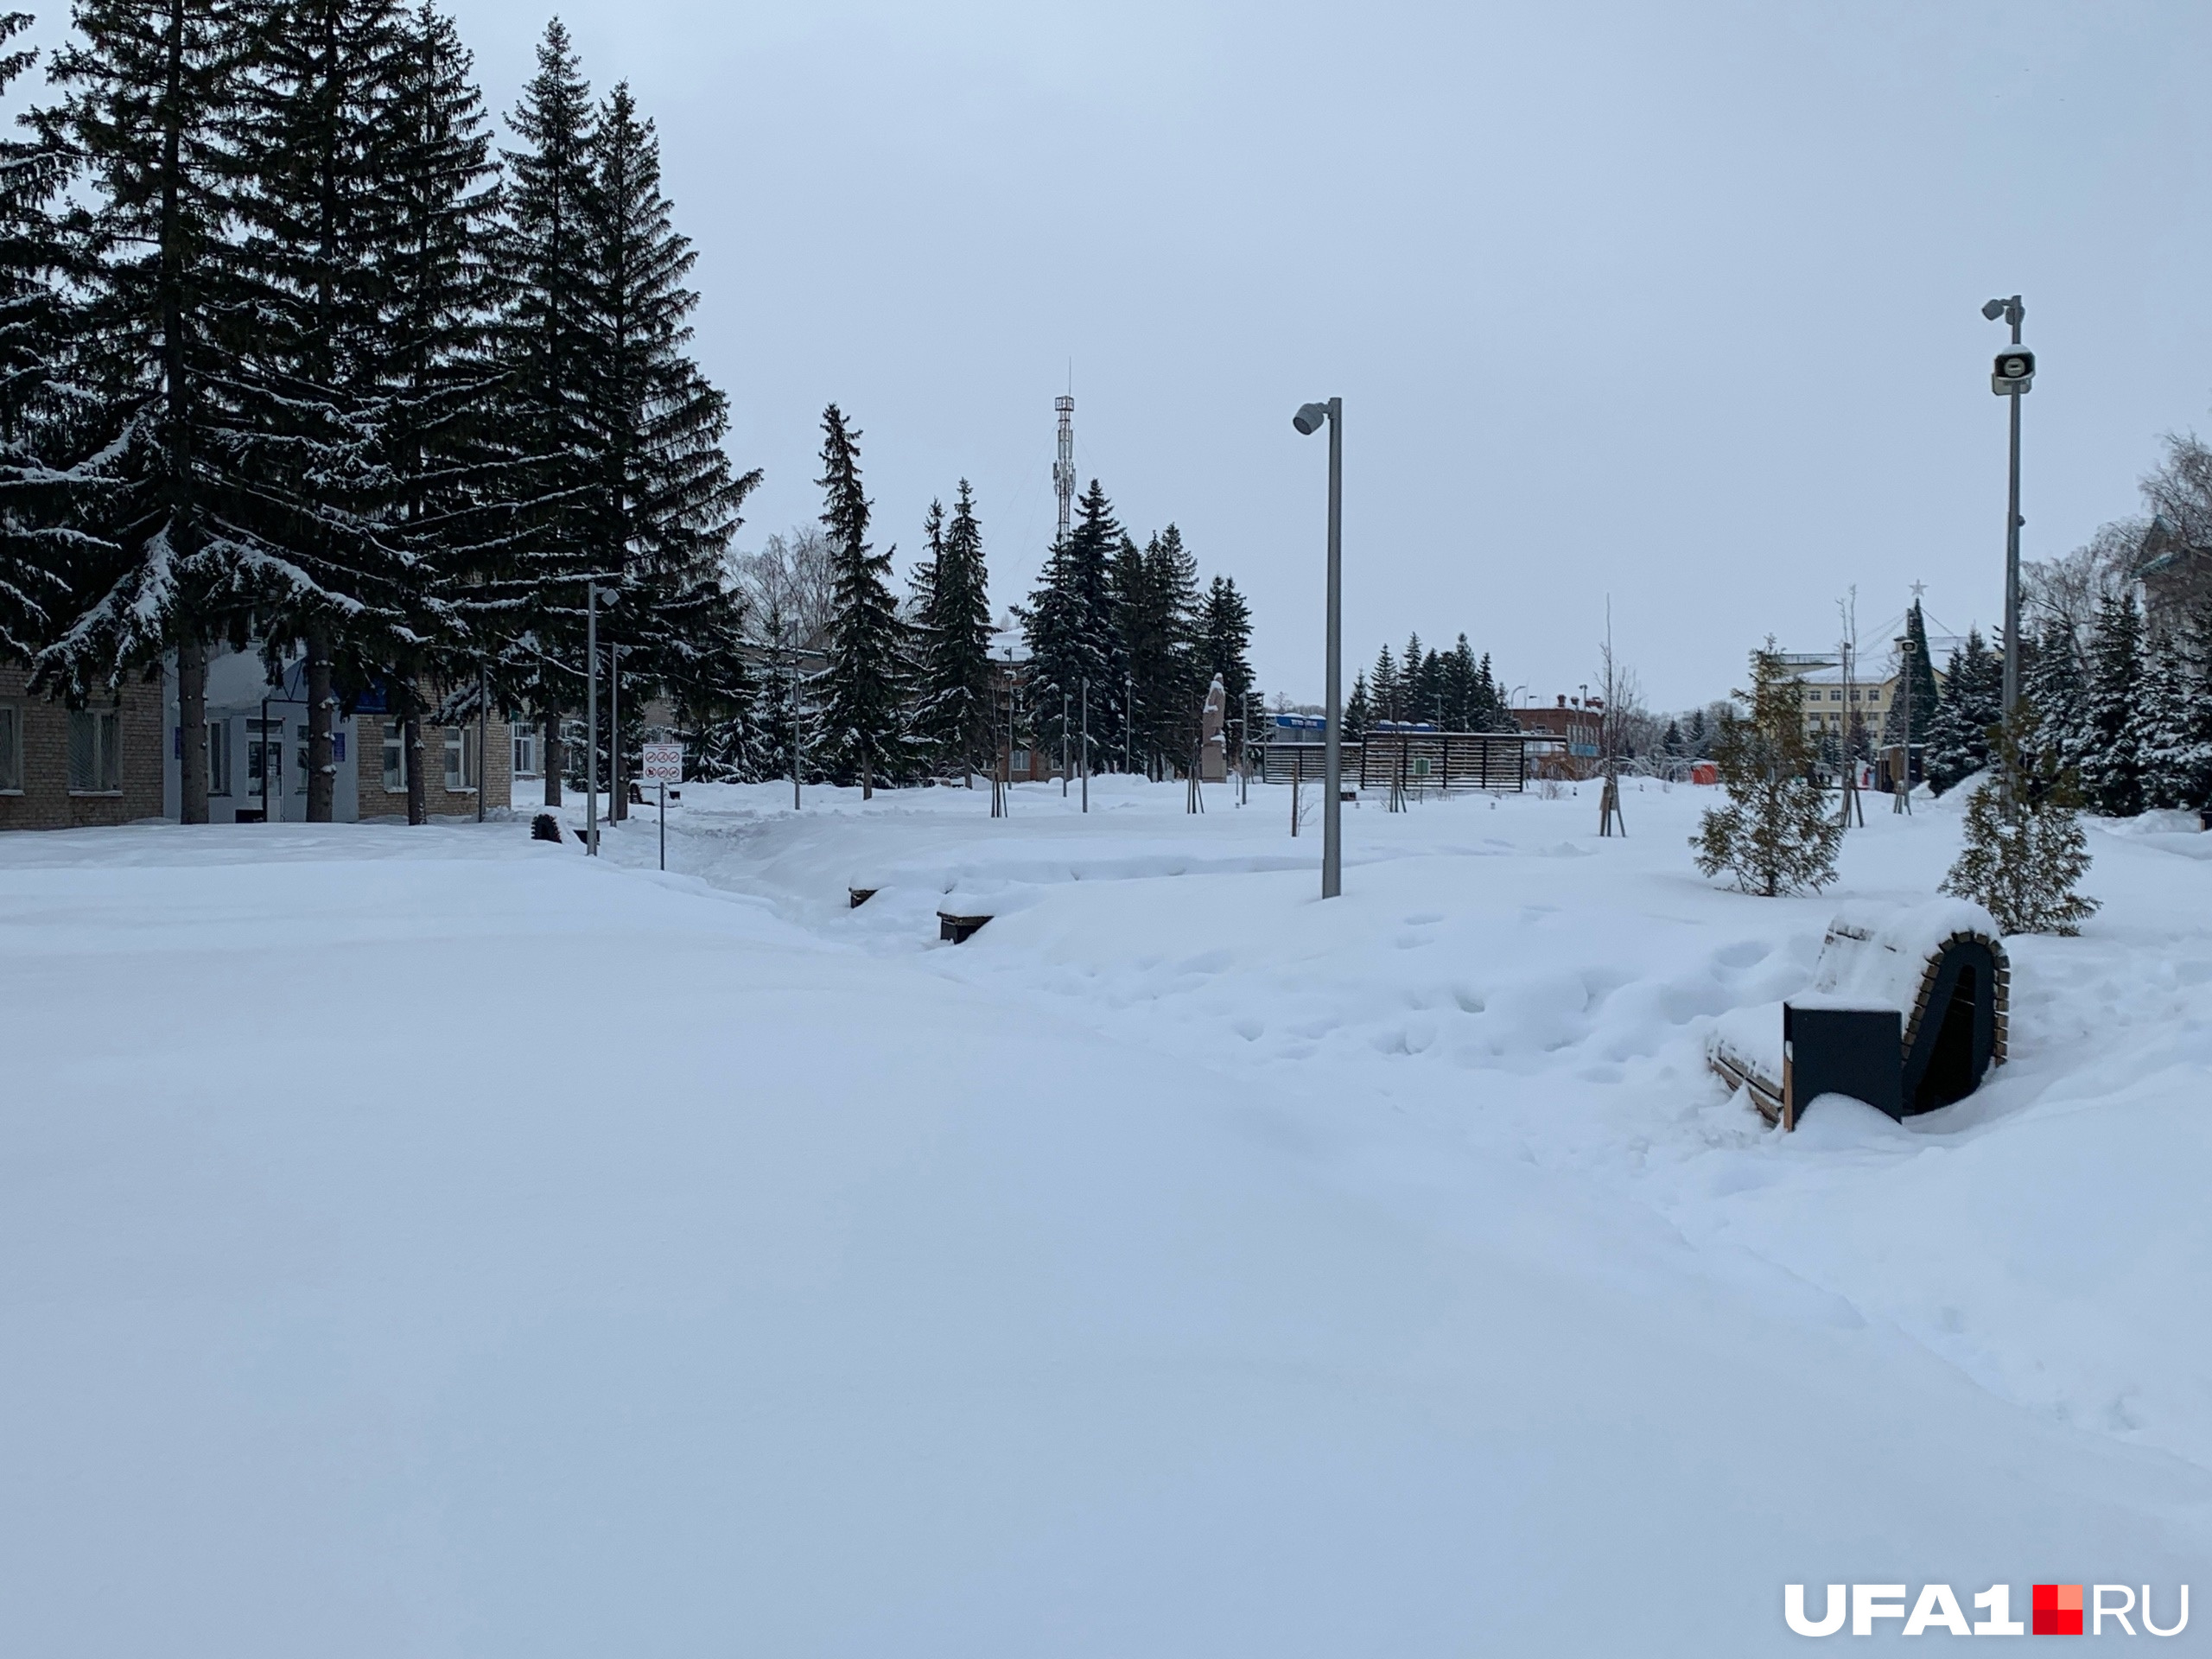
left=162, top=644, right=512, bottom=823
left=0, top=664, right=166, bottom=830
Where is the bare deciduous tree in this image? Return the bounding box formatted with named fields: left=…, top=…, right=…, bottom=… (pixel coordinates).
left=728, top=527, right=838, bottom=652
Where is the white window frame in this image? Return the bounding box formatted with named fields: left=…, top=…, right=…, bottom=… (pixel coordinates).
left=0, top=700, right=21, bottom=792
left=443, top=726, right=476, bottom=792
left=207, top=721, right=232, bottom=797
left=512, top=725, right=538, bottom=779
left=67, top=705, right=122, bottom=795
left=382, top=721, right=409, bottom=793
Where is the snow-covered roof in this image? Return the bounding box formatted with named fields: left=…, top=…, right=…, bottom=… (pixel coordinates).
left=988, top=617, right=1030, bottom=664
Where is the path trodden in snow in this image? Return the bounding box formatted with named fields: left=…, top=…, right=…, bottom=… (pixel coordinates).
left=3, top=796, right=2208, bottom=1655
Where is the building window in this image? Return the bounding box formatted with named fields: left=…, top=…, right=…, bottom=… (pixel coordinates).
left=382, top=721, right=408, bottom=792
left=207, top=721, right=232, bottom=796
left=1829, top=690, right=1842, bottom=702
left=1010, top=748, right=1031, bottom=773
left=247, top=718, right=283, bottom=794
left=67, top=706, right=122, bottom=793
left=294, top=722, right=311, bottom=792
left=444, top=727, right=475, bottom=791
left=0, top=702, right=20, bottom=791
left=512, top=726, right=538, bottom=778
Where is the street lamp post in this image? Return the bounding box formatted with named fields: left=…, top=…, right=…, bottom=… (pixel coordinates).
left=1983, top=294, right=2031, bottom=743
left=1293, top=397, right=1344, bottom=899
left=585, top=582, right=599, bottom=855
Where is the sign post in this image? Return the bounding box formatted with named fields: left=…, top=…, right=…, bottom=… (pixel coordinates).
left=641, top=743, right=683, bottom=871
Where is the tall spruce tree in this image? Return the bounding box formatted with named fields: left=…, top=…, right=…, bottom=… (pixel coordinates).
left=232, top=0, right=431, bottom=821
left=2022, top=617, right=2088, bottom=780
left=0, top=11, right=80, bottom=665
left=38, top=0, right=273, bottom=822
left=493, top=18, right=598, bottom=805
left=1022, top=478, right=1118, bottom=769
left=380, top=1, right=508, bottom=808
left=2133, top=625, right=2196, bottom=810
left=1370, top=643, right=1400, bottom=721
left=2082, top=588, right=2146, bottom=817
left=1437, top=635, right=1474, bottom=729
left=1399, top=632, right=1427, bottom=721
left=817, top=404, right=905, bottom=795
left=1344, top=669, right=1371, bottom=735
left=1878, top=600, right=1941, bottom=766
left=1923, top=628, right=2000, bottom=795
left=1137, top=524, right=1200, bottom=773
left=581, top=81, right=757, bottom=800
left=918, top=480, right=994, bottom=780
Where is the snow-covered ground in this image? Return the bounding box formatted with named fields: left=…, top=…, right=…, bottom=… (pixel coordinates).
left=3, top=777, right=2209, bottom=1654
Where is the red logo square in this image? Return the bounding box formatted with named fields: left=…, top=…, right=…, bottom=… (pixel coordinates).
left=2032, top=1583, right=2084, bottom=1636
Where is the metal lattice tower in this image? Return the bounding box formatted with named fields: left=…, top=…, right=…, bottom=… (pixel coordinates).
left=1052, top=394, right=1076, bottom=544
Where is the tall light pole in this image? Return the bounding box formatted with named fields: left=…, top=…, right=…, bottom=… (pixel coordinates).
left=585, top=582, right=599, bottom=855
left=1293, top=397, right=1344, bottom=899
left=1983, top=295, right=2032, bottom=732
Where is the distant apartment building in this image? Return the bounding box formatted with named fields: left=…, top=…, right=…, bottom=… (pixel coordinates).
left=1513, top=695, right=1604, bottom=779
left=1778, top=646, right=1956, bottom=745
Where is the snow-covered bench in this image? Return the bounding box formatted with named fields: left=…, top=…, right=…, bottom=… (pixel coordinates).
left=1707, top=900, right=2010, bottom=1129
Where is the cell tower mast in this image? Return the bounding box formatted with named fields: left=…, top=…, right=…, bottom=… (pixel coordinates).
left=1052, top=393, right=1076, bottom=543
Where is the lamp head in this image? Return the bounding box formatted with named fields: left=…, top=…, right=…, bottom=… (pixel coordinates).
left=1292, top=402, right=1331, bottom=436
left=1981, top=298, right=2007, bottom=321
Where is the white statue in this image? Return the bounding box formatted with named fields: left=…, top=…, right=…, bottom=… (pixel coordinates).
left=1199, top=674, right=1228, bottom=783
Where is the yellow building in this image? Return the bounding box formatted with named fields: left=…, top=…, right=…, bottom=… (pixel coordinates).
left=1778, top=646, right=1955, bottom=744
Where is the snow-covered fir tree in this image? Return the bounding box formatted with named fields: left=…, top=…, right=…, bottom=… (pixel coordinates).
left=1439, top=635, right=1477, bottom=730
left=1022, top=478, right=1119, bottom=769
left=1878, top=600, right=1942, bottom=765
left=1369, top=644, right=1401, bottom=722
left=381, top=2, right=514, bottom=785
left=580, top=82, right=758, bottom=796
left=1135, top=524, right=1202, bottom=773
left=2022, top=617, right=2088, bottom=781
left=492, top=19, right=600, bottom=804
left=37, top=0, right=278, bottom=823
left=2133, top=620, right=2206, bottom=811
left=1692, top=647, right=1845, bottom=896
left=817, top=404, right=906, bottom=796
left=233, top=0, right=436, bottom=820
left=0, top=13, right=80, bottom=667
left=1923, top=628, right=2001, bottom=795
left=2082, top=588, right=2146, bottom=817
left=1942, top=707, right=2099, bottom=936
left=915, top=480, right=995, bottom=781
left=1344, top=671, right=1371, bottom=734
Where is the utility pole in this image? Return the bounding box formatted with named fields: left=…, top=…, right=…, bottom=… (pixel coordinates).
left=608, top=643, right=622, bottom=823
left=477, top=666, right=487, bottom=823
left=1080, top=678, right=1090, bottom=812
left=1061, top=690, right=1069, bottom=797
left=1292, top=398, right=1344, bottom=899
left=1983, top=295, right=2032, bottom=804
left=1893, top=632, right=1916, bottom=815
left=586, top=582, right=599, bottom=855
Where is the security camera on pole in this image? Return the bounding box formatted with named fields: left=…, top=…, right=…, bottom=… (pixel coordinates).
left=1291, top=397, right=1344, bottom=900
left=1982, top=295, right=2032, bottom=796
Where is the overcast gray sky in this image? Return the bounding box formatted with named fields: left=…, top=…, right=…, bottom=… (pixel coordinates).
left=58, top=1, right=2212, bottom=708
